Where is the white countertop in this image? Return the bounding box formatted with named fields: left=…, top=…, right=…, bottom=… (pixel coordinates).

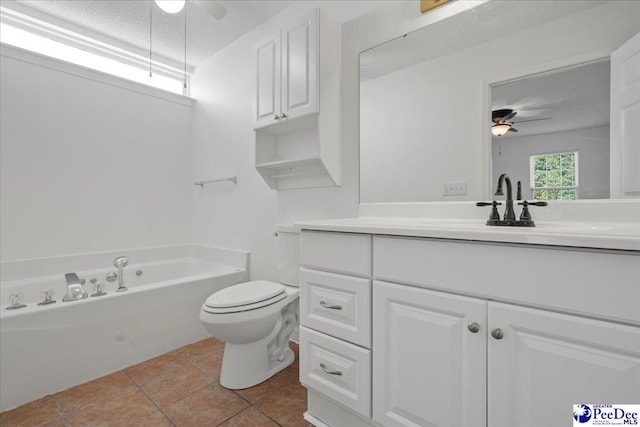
left=296, top=217, right=640, bottom=251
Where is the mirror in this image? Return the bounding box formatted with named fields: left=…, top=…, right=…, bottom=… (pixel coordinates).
left=359, top=1, right=640, bottom=203
left=491, top=60, right=610, bottom=200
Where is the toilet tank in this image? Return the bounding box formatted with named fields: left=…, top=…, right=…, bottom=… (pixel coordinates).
left=276, top=225, right=300, bottom=287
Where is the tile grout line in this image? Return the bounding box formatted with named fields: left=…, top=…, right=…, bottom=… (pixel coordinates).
left=53, top=395, right=70, bottom=427
left=251, top=404, right=285, bottom=427
left=122, top=369, right=178, bottom=427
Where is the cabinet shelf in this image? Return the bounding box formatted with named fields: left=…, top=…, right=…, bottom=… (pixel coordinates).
left=255, top=156, right=322, bottom=170
left=255, top=156, right=334, bottom=190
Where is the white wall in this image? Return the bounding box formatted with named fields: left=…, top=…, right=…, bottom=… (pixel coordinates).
left=492, top=126, right=610, bottom=200
left=189, top=1, right=397, bottom=282
left=359, top=1, right=640, bottom=203
left=0, top=53, right=193, bottom=261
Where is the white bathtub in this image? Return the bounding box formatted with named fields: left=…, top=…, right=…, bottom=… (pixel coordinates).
left=0, top=244, right=248, bottom=411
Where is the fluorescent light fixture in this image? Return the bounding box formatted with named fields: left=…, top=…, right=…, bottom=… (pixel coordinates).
left=154, top=0, right=186, bottom=14
left=491, top=123, right=511, bottom=137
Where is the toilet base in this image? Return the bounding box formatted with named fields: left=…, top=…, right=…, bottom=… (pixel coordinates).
left=219, top=341, right=295, bottom=389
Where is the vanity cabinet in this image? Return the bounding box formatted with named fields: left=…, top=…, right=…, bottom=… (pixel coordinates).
left=374, top=281, right=640, bottom=427
left=299, top=229, right=640, bottom=427
left=253, top=9, right=341, bottom=190
left=299, top=231, right=373, bottom=418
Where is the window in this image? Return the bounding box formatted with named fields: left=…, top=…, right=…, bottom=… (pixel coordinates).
left=530, top=152, right=578, bottom=200
left=0, top=8, right=189, bottom=96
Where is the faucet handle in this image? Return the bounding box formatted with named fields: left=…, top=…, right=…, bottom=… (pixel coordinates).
left=476, top=201, right=502, bottom=222
left=517, top=200, right=548, bottom=221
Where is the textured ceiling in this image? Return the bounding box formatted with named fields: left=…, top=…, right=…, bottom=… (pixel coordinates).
left=2, top=0, right=295, bottom=68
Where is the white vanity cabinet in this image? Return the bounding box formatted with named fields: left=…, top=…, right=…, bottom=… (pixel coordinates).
left=299, top=228, right=640, bottom=427
left=299, top=231, right=373, bottom=418
left=374, top=236, right=640, bottom=427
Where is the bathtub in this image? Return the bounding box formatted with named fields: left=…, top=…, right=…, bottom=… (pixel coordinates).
left=0, top=244, right=248, bottom=411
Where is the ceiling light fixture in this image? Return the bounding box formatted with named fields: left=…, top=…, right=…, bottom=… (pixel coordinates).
left=154, top=0, right=185, bottom=14
left=491, top=123, right=512, bottom=137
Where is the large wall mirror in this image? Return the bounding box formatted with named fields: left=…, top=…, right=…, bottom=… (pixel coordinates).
left=359, top=0, right=640, bottom=204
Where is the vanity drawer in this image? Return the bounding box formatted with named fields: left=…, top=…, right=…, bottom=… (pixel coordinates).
left=300, top=326, right=371, bottom=418
left=300, top=268, right=371, bottom=347
left=300, top=231, right=371, bottom=277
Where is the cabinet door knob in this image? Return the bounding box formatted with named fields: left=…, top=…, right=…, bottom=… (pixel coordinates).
left=320, top=363, right=342, bottom=376
left=320, top=301, right=343, bottom=310
left=274, top=114, right=280, bottom=120
left=281, top=113, right=287, bottom=119
left=468, top=322, right=480, bottom=333
left=491, top=328, right=504, bottom=340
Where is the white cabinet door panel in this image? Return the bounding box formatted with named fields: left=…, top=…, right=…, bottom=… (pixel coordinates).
left=254, top=34, right=281, bottom=126
left=282, top=10, right=318, bottom=119
left=373, top=280, right=487, bottom=427
left=488, top=302, right=640, bottom=427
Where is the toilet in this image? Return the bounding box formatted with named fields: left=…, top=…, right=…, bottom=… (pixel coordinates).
left=199, top=226, right=300, bottom=389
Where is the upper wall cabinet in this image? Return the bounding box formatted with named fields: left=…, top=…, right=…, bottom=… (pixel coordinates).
left=254, top=13, right=318, bottom=127
left=253, top=9, right=341, bottom=190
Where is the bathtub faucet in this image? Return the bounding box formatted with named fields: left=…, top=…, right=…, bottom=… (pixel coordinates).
left=62, top=273, right=88, bottom=302
left=113, top=256, right=129, bottom=292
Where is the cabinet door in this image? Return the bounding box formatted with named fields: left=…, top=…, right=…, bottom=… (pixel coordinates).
left=373, top=281, right=487, bottom=427
left=281, top=10, right=318, bottom=119
left=254, top=32, right=281, bottom=126
left=488, top=302, right=640, bottom=427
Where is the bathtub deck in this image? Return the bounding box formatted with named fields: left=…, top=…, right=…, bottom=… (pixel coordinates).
left=0, top=338, right=310, bottom=427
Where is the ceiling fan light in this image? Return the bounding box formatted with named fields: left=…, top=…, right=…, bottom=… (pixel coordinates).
left=492, top=123, right=511, bottom=137
left=155, top=0, right=185, bottom=14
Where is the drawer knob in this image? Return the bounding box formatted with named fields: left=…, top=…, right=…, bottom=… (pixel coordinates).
left=491, top=328, right=504, bottom=340
left=320, top=363, right=342, bottom=376
left=320, top=301, right=343, bottom=310
left=467, top=322, right=480, bottom=333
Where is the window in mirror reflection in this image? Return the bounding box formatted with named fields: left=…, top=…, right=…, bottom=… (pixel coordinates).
left=530, top=152, right=578, bottom=200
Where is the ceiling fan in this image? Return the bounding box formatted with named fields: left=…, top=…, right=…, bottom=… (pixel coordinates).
left=155, top=0, right=227, bottom=19
left=491, top=108, right=551, bottom=136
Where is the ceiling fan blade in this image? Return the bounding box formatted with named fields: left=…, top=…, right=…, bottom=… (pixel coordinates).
left=508, top=127, right=519, bottom=132
left=191, top=0, right=227, bottom=19
left=512, top=117, right=552, bottom=124
left=503, top=111, right=517, bottom=121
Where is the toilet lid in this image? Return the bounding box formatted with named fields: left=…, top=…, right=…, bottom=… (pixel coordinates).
left=204, top=280, right=286, bottom=309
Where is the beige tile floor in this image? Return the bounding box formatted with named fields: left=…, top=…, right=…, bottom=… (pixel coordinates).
left=0, top=339, right=310, bottom=427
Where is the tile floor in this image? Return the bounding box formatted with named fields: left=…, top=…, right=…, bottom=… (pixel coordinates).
left=0, top=338, right=311, bottom=427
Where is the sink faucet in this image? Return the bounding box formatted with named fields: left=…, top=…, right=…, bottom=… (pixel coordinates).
left=113, top=256, right=129, bottom=292
left=495, top=173, right=516, bottom=221
left=62, top=273, right=88, bottom=302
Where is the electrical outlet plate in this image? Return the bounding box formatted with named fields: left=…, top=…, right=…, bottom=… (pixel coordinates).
left=443, top=181, right=467, bottom=196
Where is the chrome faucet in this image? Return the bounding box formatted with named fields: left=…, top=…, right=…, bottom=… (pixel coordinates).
left=62, top=273, right=88, bottom=302
left=113, top=256, right=129, bottom=292
left=495, top=173, right=516, bottom=221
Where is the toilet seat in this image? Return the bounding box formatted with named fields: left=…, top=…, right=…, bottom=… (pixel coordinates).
left=203, top=281, right=287, bottom=314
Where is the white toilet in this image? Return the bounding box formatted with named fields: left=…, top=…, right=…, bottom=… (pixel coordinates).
left=199, top=226, right=300, bottom=389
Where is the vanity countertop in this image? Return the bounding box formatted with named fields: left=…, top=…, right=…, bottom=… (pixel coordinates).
left=295, top=217, right=640, bottom=252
